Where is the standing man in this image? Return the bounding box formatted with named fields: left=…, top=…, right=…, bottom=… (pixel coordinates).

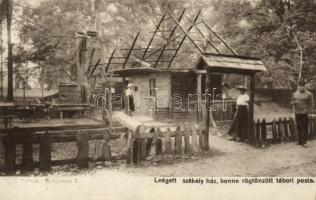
left=125, top=83, right=135, bottom=116
left=292, top=81, right=314, bottom=147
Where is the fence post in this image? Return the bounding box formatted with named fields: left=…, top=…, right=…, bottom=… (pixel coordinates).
left=154, top=128, right=163, bottom=156
left=255, top=119, right=260, bottom=146
left=312, top=117, right=316, bottom=140
left=308, top=116, right=313, bottom=140
left=288, top=117, right=297, bottom=142
left=4, top=132, right=16, bottom=175
left=22, top=132, right=34, bottom=172
left=175, top=126, right=182, bottom=154
left=126, top=130, right=133, bottom=164
left=261, top=118, right=267, bottom=146
left=283, top=118, right=289, bottom=142
left=76, top=130, right=89, bottom=169
left=272, top=119, right=277, bottom=143
left=184, top=126, right=191, bottom=154
left=132, top=126, right=142, bottom=165
left=198, top=124, right=205, bottom=151
left=101, top=129, right=112, bottom=161
left=191, top=125, right=198, bottom=154
left=164, top=128, right=172, bottom=154
left=278, top=118, right=284, bottom=143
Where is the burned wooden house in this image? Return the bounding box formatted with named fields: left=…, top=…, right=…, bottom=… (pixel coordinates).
left=97, top=8, right=267, bottom=124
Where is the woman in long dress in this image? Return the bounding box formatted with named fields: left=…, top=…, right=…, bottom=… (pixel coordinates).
left=227, top=85, right=249, bottom=142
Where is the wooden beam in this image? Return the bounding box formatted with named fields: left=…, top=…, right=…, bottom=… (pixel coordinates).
left=166, top=10, right=203, bottom=68
left=123, top=32, right=140, bottom=69
left=104, top=49, right=116, bottom=73
left=202, top=19, right=238, bottom=55
left=143, top=33, right=185, bottom=60
left=166, top=10, right=204, bottom=54
left=204, top=70, right=211, bottom=150
left=249, top=73, right=255, bottom=135
left=141, top=4, right=170, bottom=60
left=153, top=8, right=186, bottom=68
left=185, top=16, right=221, bottom=54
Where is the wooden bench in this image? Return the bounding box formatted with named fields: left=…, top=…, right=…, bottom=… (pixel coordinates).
left=51, top=104, right=91, bottom=119
left=0, top=115, right=16, bottom=128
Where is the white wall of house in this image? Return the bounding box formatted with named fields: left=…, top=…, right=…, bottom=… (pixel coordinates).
left=128, top=72, right=171, bottom=116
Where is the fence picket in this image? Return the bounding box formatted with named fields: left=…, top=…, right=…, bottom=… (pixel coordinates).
left=184, top=126, right=191, bottom=154
left=165, top=128, right=172, bottom=154
left=191, top=125, right=199, bottom=154
left=283, top=118, right=289, bottom=142
left=272, top=119, right=277, bottom=143
left=175, top=126, right=182, bottom=154
left=155, top=128, right=162, bottom=156
left=278, top=118, right=284, bottom=143
left=126, top=130, right=133, bottom=164
left=289, top=117, right=296, bottom=141
left=261, top=118, right=267, bottom=145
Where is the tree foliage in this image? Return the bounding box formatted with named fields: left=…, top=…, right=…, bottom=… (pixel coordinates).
left=13, top=0, right=316, bottom=89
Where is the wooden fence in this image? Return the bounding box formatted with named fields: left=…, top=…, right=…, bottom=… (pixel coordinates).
left=249, top=116, right=316, bottom=147
left=0, top=124, right=125, bottom=175
left=126, top=124, right=208, bottom=165
left=0, top=123, right=208, bottom=175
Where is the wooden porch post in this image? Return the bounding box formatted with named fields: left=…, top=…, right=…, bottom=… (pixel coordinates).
left=249, top=73, right=255, bottom=134
left=204, top=70, right=211, bottom=150
left=196, top=72, right=202, bottom=122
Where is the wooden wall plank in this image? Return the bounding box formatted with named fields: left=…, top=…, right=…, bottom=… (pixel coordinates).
left=39, top=131, right=52, bottom=171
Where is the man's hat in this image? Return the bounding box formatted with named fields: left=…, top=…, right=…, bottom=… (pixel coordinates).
left=236, top=85, right=248, bottom=91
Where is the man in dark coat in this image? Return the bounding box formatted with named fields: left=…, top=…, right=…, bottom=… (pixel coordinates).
left=291, top=81, right=314, bottom=147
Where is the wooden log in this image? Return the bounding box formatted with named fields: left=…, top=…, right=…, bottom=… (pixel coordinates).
left=175, top=126, right=182, bottom=154
left=164, top=128, right=172, bottom=154
left=278, top=118, right=284, bottom=143
left=126, top=130, right=133, bottom=164
left=255, top=119, right=261, bottom=146
left=283, top=118, right=289, bottom=142
left=76, top=130, right=89, bottom=169
left=184, top=126, right=191, bottom=154
left=272, top=119, right=277, bottom=144
left=22, top=132, right=34, bottom=172
left=191, top=125, right=198, bottom=154
left=288, top=117, right=297, bottom=142
left=4, top=133, right=16, bottom=175
left=39, top=131, right=52, bottom=171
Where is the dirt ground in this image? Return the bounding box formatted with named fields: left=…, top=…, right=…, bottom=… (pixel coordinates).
left=104, top=127, right=316, bottom=177
left=2, top=103, right=314, bottom=177
left=5, top=125, right=314, bottom=177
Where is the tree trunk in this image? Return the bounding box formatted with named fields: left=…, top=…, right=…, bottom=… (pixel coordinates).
left=6, top=0, right=13, bottom=101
